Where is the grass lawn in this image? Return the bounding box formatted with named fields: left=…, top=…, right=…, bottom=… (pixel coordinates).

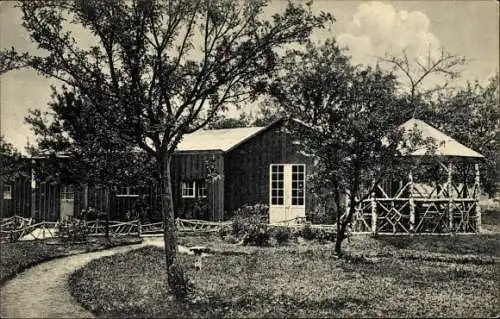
left=0, top=236, right=142, bottom=284
left=69, top=234, right=500, bottom=318
left=482, top=208, right=500, bottom=233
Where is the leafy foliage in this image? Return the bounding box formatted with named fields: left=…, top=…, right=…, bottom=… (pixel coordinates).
left=421, top=73, right=500, bottom=196
left=298, top=222, right=316, bottom=240
left=241, top=222, right=271, bottom=246
left=222, top=214, right=270, bottom=246
left=0, top=136, right=28, bottom=181
left=4, top=0, right=334, bottom=281
left=25, top=92, right=156, bottom=188
left=232, top=203, right=269, bottom=221
left=270, top=226, right=292, bottom=244
left=207, top=112, right=252, bottom=129
left=269, top=39, right=430, bottom=253
left=56, top=218, right=89, bottom=243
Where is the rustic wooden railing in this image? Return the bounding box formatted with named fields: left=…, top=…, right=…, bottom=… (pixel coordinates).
left=0, top=216, right=233, bottom=242
left=3, top=211, right=480, bottom=243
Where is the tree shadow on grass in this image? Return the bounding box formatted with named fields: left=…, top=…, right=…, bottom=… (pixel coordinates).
left=180, top=292, right=370, bottom=318
left=374, top=234, right=500, bottom=256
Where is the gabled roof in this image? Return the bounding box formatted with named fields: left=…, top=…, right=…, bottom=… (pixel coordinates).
left=400, top=118, right=484, bottom=158
left=176, top=126, right=266, bottom=152
left=175, top=117, right=484, bottom=159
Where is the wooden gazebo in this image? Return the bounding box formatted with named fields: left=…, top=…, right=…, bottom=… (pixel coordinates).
left=353, top=119, right=484, bottom=234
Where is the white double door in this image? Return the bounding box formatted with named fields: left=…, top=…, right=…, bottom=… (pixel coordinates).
left=269, top=164, right=306, bottom=223
left=60, top=186, right=75, bottom=219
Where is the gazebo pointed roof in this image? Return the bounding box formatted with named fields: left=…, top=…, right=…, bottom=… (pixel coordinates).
left=399, top=118, right=484, bottom=158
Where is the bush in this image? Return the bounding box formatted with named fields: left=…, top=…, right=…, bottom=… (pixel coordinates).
left=306, top=206, right=336, bottom=224
left=221, top=205, right=273, bottom=246
left=298, top=222, right=316, bottom=240
left=315, top=228, right=337, bottom=242
left=231, top=215, right=247, bottom=237
left=56, top=218, right=88, bottom=243
left=242, top=222, right=271, bottom=246
left=271, top=227, right=292, bottom=245
left=233, top=204, right=269, bottom=222
left=218, top=224, right=231, bottom=238
left=294, top=223, right=336, bottom=242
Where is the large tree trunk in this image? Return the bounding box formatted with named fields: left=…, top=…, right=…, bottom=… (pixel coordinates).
left=333, top=184, right=343, bottom=255
left=335, top=223, right=346, bottom=256
left=158, top=155, right=178, bottom=270
left=335, top=183, right=359, bottom=256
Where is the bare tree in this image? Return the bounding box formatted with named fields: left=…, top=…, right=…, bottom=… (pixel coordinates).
left=381, top=48, right=467, bottom=116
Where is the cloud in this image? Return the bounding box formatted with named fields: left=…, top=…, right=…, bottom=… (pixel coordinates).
left=338, top=1, right=441, bottom=66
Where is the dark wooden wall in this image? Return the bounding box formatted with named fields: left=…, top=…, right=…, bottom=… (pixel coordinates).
left=1, top=178, right=31, bottom=219
left=0, top=179, right=85, bottom=222
left=171, top=151, right=224, bottom=221
left=224, top=120, right=315, bottom=217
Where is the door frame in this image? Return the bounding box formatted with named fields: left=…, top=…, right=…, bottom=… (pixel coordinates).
left=269, top=163, right=306, bottom=223
left=60, top=185, right=75, bottom=220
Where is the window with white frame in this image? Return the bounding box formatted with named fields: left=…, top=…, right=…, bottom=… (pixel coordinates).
left=291, top=164, right=305, bottom=206
left=197, top=180, right=207, bottom=198
left=3, top=185, right=12, bottom=200
left=182, top=181, right=196, bottom=198
left=270, top=164, right=284, bottom=205
left=182, top=180, right=208, bottom=198
left=116, top=186, right=139, bottom=197
left=60, top=185, right=74, bottom=201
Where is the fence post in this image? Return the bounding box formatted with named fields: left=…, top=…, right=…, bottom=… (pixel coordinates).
left=344, top=189, right=351, bottom=233
left=138, top=220, right=142, bottom=238
left=30, top=159, right=36, bottom=220
left=475, top=164, right=481, bottom=233
left=448, top=163, right=454, bottom=233
left=83, top=184, right=89, bottom=210
left=370, top=192, right=377, bottom=234
left=409, top=171, right=415, bottom=233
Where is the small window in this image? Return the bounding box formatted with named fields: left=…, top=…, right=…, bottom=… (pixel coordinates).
left=3, top=185, right=12, bottom=200
left=61, top=185, right=74, bottom=201
left=182, top=181, right=196, bottom=198
left=116, top=186, right=139, bottom=197
left=197, top=180, right=207, bottom=198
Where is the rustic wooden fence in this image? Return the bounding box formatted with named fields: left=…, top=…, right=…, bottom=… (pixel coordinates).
left=0, top=215, right=233, bottom=242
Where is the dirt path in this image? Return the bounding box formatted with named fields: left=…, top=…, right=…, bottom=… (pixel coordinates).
left=0, top=238, right=166, bottom=318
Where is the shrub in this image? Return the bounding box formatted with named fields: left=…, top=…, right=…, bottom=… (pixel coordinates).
left=218, top=224, right=231, bottom=238
left=242, top=222, right=271, bottom=246
left=306, top=206, right=336, bottom=224
left=294, top=223, right=336, bottom=242
left=271, top=227, right=292, bottom=245
left=231, top=215, right=247, bottom=237
left=315, top=228, right=337, bottom=242
left=298, top=222, right=316, bottom=240
left=56, top=218, right=88, bottom=243
left=223, top=204, right=272, bottom=246
left=233, top=204, right=269, bottom=222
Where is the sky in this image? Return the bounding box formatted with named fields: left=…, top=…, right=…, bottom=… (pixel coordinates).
left=1, top=0, right=499, bottom=152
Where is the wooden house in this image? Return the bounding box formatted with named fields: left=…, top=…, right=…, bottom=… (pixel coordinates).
left=1, top=118, right=313, bottom=223
left=2, top=118, right=485, bottom=234
left=172, top=118, right=314, bottom=222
